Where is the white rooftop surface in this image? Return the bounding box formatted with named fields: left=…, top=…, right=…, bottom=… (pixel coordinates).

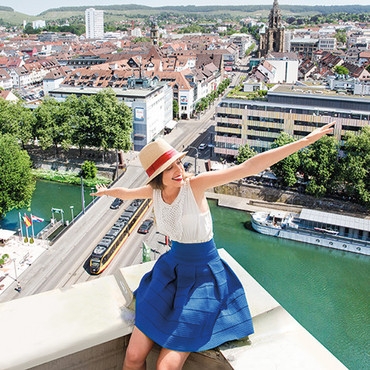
left=0, top=249, right=346, bottom=370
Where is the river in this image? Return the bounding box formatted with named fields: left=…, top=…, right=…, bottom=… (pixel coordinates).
left=1, top=181, right=368, bottom=369
left=210, top=200, right=369, bottom=370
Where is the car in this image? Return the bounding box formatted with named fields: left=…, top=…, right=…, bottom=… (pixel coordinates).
left=110, top=198, right=123, bottom=210
left=138, top=219, right=154, bottom=234
left=198, top=143, right=207, bottom=150
left=183, top=162, right=192, bottom=171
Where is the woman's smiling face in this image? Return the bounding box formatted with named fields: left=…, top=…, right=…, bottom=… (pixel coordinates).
left=162, top=159, right=184, bottom=188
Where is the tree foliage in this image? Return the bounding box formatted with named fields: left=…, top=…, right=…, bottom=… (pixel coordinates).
left=0, top=134, right=35, bottom=217
left=299, top=135, right=340, bottom=197
left=270, top=133, right=300, bottom=187
left=33, top=90, right=133, bottom=159
left=81, top=160, right=97, bottom=179
left=340, top=126, right=370, bottom=206
left=236, top=143, right=257, bottom=164
left=0, top=100, right=35, bottom=146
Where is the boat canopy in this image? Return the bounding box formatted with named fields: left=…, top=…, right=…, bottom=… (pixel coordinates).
left=299, top=209, right=370, bottom=232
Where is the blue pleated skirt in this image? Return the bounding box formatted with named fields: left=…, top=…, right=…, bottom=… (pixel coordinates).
left=134, top=239, right=254, bottom=352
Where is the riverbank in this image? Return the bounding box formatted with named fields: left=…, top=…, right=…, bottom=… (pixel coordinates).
left=214, top=182, right=370, bottom=218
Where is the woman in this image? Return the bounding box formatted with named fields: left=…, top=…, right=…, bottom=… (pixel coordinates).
left=92, top=122, right=335, bottom=370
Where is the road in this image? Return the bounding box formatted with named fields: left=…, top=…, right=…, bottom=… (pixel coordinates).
left=0, top=105, right=217, bottom=303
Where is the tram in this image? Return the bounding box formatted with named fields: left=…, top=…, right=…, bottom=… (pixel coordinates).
left=90, top=198, right=152, bottom=274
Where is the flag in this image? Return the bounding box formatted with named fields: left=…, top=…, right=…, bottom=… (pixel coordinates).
left=23, top=214, right=32, bottom=228
left=31, top=214, right=44, bottom=223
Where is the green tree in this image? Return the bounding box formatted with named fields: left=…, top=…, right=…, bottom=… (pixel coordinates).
left=173, top=99, right=179, bottom=119
left=270, top=133, right=300, bottom=187
left=341, top=126, right=370, bottom=205
left=0, top=134, right=35, bottom=217
left=81, top=160, right=97, bottom=179
left=335, top=29, right=347, bottom=44
left=0, top=100, right=35, bottom=146
left=334, top=65, right=349, bottom=76
left=299, top=135, right=339, bottom=197
left=34, top=98, right=72, bottom=156
left=236, top=143, right=257, bottom=164
left=92, top=90, right=133, bottom=159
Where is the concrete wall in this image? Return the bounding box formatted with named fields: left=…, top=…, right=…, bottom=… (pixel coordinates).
left=0, top=250, right=346, bottom=370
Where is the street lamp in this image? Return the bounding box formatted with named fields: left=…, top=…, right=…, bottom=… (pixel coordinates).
left=185, top=146, right=199, bottom=175
left=70, top=206, right=74, bottom=223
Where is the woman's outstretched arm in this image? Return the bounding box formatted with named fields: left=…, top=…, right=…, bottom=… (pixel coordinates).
left=192, top=121, right=336, bottom=191
left=90, top=184, right=153, bottom=200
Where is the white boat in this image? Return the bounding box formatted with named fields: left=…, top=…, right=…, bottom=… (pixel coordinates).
left=250, top=210, right=298, bottom=236
left=250, top=208, right=370, bottom=256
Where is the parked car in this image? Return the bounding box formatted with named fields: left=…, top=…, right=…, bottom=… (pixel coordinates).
left=110, top=198, right=123, bottom=210
left=198, top=143, right=207, bottom=150
left=138, top=219, right=154, bottom=234
left=183, top=162, right=192, bottom=171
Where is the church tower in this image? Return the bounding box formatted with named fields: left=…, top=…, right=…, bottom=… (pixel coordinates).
left=150, top=20, right=159, bottom=45
left=259, top=0, right=285, bottom=57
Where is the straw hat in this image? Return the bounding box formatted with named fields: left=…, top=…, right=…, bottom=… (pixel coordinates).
left=139, top=138, right=186, bottom=183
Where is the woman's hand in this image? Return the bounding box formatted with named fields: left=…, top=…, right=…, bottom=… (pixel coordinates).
left=90, top=184, right=107, bottom=197
left=305, top=121, right=335, bottom=144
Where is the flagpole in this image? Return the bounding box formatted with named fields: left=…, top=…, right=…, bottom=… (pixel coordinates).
left=18, top=212, right=24, bottom=240
left=30, top=213, right=35, bottom=240
left=25, top=220, right=29, bottom=242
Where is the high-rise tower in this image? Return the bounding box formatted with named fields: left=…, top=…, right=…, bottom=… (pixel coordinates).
left=259, top=0, right=285, bottom=57
left=85, top=8, right=104, bottom=39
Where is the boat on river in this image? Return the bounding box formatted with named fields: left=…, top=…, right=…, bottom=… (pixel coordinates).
left=251, top=208, right=370, bottom=256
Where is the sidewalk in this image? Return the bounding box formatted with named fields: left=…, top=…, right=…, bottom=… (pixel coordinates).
left=0, top=237, right=49, bottom=295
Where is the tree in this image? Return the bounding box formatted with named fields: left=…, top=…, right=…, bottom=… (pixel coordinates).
left=173, top=99, right=179, bottom=119
left=0, top=100, right=35, bottom=146
left=334, top=65, right=349, bottom=76
left=341, top=127, right=370, bottom=205
left=92, top=90, right=133, bottom=158
left=270, top=133, right=300, bottom=187
left=299, top=135, right=339, bottom=197
left=34, top=97, right=72, bottom=156
left=0, top=134, right=35, bottom=217
left=236, top=143, right=257, bottom=164
left=81, top=160, right=97, bottom=179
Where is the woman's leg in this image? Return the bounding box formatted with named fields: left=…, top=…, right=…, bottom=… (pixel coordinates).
left=156, top=348, right=190, bottom=370
left=123, top=326, right=154, bottom=370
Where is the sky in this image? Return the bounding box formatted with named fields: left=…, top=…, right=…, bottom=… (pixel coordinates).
left=2, top=0, right=367, bottom=17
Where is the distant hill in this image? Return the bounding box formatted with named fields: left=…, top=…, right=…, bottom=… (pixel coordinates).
left=0, top=4, right=369, bottom=26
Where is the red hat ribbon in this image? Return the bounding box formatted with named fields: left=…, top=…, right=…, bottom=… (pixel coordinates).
left=146, top=148, right=178, bottom=177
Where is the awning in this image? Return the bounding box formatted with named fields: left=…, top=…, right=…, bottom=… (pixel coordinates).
left=0, top=229, right=15, bottom=241
left=165, top=120, right=177, bottom=130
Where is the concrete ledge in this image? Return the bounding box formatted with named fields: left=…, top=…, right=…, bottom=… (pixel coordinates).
left=0, top=250, right=346, bottom=370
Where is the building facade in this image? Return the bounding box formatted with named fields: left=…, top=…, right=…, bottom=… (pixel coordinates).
left=214, top=85, right=370, bottom=157
left=85, top=8, right=104, bottom=40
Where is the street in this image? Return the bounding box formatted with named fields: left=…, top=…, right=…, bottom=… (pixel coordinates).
left=0, top=104, right=217, bottom=303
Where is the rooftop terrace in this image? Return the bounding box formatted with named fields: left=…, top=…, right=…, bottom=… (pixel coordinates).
left=1, top=249, right=346, bottom=370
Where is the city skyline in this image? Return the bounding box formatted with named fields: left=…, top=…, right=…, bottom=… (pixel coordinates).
left=2, top=0, right=368, bottom=17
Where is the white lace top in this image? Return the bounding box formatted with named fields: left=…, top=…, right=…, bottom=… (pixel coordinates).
left=153, top=179, right=213, bottom=243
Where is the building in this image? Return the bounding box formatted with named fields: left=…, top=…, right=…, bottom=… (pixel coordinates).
left=48, top=79, right=173, bottom=151
left=214, top=85, right=370, bottom=157
left=259, top=0, right=285, bottom=58
left=289, top=38, right=319, bottom=59
left=85, top=8, right=104, bottom=40
left=32, top=20, right=46, bottom=29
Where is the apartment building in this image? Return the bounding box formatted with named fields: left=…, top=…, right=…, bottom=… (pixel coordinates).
left=214, top=85, right=370, bottom=157
left=85, top=8, right=104, bottom=40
